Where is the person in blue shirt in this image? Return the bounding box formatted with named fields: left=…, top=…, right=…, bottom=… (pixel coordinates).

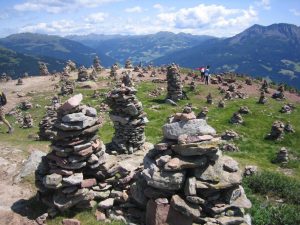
left=204, top=65, right=210, bottom=85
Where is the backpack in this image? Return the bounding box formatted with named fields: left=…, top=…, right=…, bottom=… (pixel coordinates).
left=0, top=92, right=7, bottom=106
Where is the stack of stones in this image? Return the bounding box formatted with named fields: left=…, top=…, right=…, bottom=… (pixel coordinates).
left=166, top=64, right=183, bottom=101
left=272, top=85, right=285, bottom=100
left=122, top=72, right=134, bottom=87
left=77, top=66, right=89, bottom=81
left=39, top=62, right=50, bottom=76
left=35, top=94, right=105, bottom=213
left=131, top=107, right=251, bottom=225
left=230, top=112, right=244, bottom=124
left=93, top=56, right=103, bottom=72
left=21, top=113, right=34, bottom=128
left=110, top=64, right=118, bottom=78
left=239, top=106, right=250, bottom=114
left=280, top=103, right=295, bottom=114
left=20, top=100, right=33, bottom=110
left=266, top=120, right=285, bottom=140
left=275, top=147, right=289, bottom=164
left=16, top=78, right=24, bottom=85
left=258, top=92, right=267, bottom=104
left=197, top=107, right=209, bottom=120
left=65, top=60, right=76, bottom=72
left=245, top=78, right=252, bottom=85
left=38, top=98, right=60, bottom=141
left=106, top=85, right=148, bottom=154
left=206, top=93, right=213, bottom=104
left=125, top=59, right=133, bottom=69
left=60, top=79, right=75, bottom=96
left=218, top=100, right=225, bottom=108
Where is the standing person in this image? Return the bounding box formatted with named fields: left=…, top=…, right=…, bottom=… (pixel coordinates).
left=204, top=65, right=210, bottom=85
left=0, top=91, right=14, bottom=134
left=200, top=67, right=205, bottom=82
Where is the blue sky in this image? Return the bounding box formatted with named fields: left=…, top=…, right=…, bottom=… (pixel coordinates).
left=0, top=0, right=299, bottom=37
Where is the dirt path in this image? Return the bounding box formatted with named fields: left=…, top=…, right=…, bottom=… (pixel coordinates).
left=0, top=144, right=36, bottom=225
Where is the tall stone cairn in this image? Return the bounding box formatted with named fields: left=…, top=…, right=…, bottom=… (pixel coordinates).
left=35, top=94, right=106, bottom=213
left=125, top=59, right=133, bottom=69
left=93, top=56, right=103, bottom=72
left=77, top=66, right=89, bottom=81
left=106, top=85, right=148, bottom=154
left=65, top=60, right=77, bottom=72
left=131, top=107, right=251, bottom=225
left=39, top=62, right=50, bottom=76
left=166, top=64, right=183, bottom=101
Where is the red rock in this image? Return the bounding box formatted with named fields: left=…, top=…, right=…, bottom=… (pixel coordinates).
left=76, top=146, right=93, bottom=156
left=60, top=94, right=83, bottom=112
left=94, top=209, right=106, bottom=221
left=62, top=218, right=81, bottom=225
left=166, top=206, right=193, bottom=225
left=146, top=199, right=170, bottom=225
left=81, top=178, right=97, bottom=188
left=92, top=139, right=101, bottom=150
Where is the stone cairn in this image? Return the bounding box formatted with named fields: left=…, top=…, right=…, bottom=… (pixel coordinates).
left=197, top=107, right=209, bottom=120
left=166, top=64, right=183, bottom=101
left=38, top=97, right=60, bottom=141
left=266, top=120, right=285, bottom=140
left=272, top=85, right=285, bottom=100
left=125, top=59, right=133, bottom=69
left=122, top=72, right=134, bottom=87
left=239, top=106, right=250, bottom=114
left=93, top=56, right=103, bottom=72
left=106, top=85, right=148, bottom=154
left=230, top=112, right=244, bottom=124
left=65, top=60, right=76, bottom=72
left=16, top=78, right=24, bottom=85
left=258, top=91, right=267, bottom=104
left=274, top=147, right=289, bottom=164
left=35, top=94, right=105, bottom=214
left=60, top=79, right=75, bottom=96
left=77, top=66, right=89, bottom=82
left=110, top=64, right=118, bottom=79
left=218, top=100, right=225, bottom=108
left=206, top=93, right=213, bottom=104
left=260, top=80, right=269, bottom=93
left=21, top=113, right=34, bottom=128
left=280, top=103, right=295, bottom=114
left=131, top=107, right=251, bottom=225
left=20, top=100, right=33, bottom=110
left=39, top=62, right=50, bottom=76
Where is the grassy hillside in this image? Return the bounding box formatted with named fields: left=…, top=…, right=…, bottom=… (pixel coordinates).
left=1, top=75, right=299, bottom=225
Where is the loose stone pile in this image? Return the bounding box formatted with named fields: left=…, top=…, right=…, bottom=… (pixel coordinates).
left=239, top=106, right=250, bottom=114
left=206, top=93, right=213, bottom=104
left=125, top=59, right=133, bottom=69
left=110, top=64, right=118, bottom=78
left=60, top=79, right=75, bottom=96
left=197, top=107, right=209, bottom=120
left=0, top=72, right=12, bottom=82
left=20, top=100, right=33, bottom=110
left=280, top=103, right=295, bottom=114
left=106, top=85, right=148, bottom=154
left=16, top=78, right=24, bottom=85
left=131, top=107, right=251, bottom=225
left=274, top=147, right=289, bottom=164
left=65, top=60, right=77, bottom=72
left=272, top=85, right=285, bottom=100
left=21, top=113, right=34, bottom=128
left=230, top=112, right=244, bottom=124
left=266, top=120, right=285, bottom=140
left=39, top=62, right=50, bottom=76
left=35, top=94, right=105, bottom=213
left=93, top=56, right=103, bottom=72
left=77, top=66, right=89, bottom=81
left=218, top=100, right=225, bottom=108
left=122, top=72, right=134, bottom=87
left=258, top=91, right=267, bottom=104
left=166, top=64, right=183, bottom=101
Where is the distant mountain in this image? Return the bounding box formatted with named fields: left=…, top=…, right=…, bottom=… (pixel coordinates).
left=0, top=33, right=114, bottom=67
left=67, top=32, right=216, bottom=64
left=154, top=23, right=300, bottom=89
left=0, top=46, right=65, bottom=78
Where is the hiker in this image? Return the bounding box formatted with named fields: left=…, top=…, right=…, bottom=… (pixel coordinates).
left=200, top=67, right=205, bottom=81
left=204, top=65, right=211, bottom=85
left=0, top=91, right=13, bottom=133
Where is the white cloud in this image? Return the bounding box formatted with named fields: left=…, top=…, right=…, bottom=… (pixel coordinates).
left=156, top=4, right=258, bottom=36
left=14, top=0, right=121, bottom=14
left=125, top=6, right=142, bottom=13
left=290, top=9, right=300, bottom=16
left=153, top=4, right=163, bottom=11
left=255, top=0, right=271, bottom=10
left=84, top=12, right=108, bottom=23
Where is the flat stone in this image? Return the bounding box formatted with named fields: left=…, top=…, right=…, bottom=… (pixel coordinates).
left=43, top=173, right=62, bottom=188
left=216, top=216, right=245, bottom=225
left=62, top=218, right=81, bottom=225
left=95, top=209, right=106, bottom=221
left=142, top=169, right=186, bottom=190
left=98, top=198, right=114, bottom=209
left=172, top=140, right=220, bottom=156
left=81, top=178, right=97, bottom=188
left=163, top=119, right=216, bottom=140
left=178, top=134, right=214, bottom=144
left=223, top=156, right=239, bottom=172
left=91, top=190, right=111, bottom=200
left=63, top=173, right=83, bottom=185
left=131, top=181, right=147, bottom=206
left=56, top=117, right=98, bottom=131
left=195, top=157, right=242, bottom=190
left=53, top=188, right=89, bottom=211
left=170, top=194, right=201, bottom=219
left=86, top=107, right=97, bottom=117
left=186, top=196, right=205, bottom=205
left=164, top=156, right=207, bottom=171
left=60, top=94, right=83, bottom=112
left=156, top=155, right=172, bottom=167
left=184, top=177, right=197, bottom=196
left=109, top=114, right=129, bottom=125
left=62, top=113, right=86, bottom=123
left=146, top=199, right=170, bottom=225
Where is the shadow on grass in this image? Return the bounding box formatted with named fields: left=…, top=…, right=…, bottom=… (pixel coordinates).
left=150, top=98, right=166, bottom=104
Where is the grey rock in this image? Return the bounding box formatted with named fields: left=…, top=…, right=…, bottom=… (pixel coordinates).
left=98, top=198, right=114, bottom=209
left=172, top=140, right=220, bottom=156
left=163, top=119, right=216, bottom=140
left=63, top=173, right=83, bottom=185
left=170, top=194, right=201, bottom=219
left=62, top=113, right=86, bottom=123
left=43, top=173, right=62, bottom=188
left=184, top=177, right=197, bottom=196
